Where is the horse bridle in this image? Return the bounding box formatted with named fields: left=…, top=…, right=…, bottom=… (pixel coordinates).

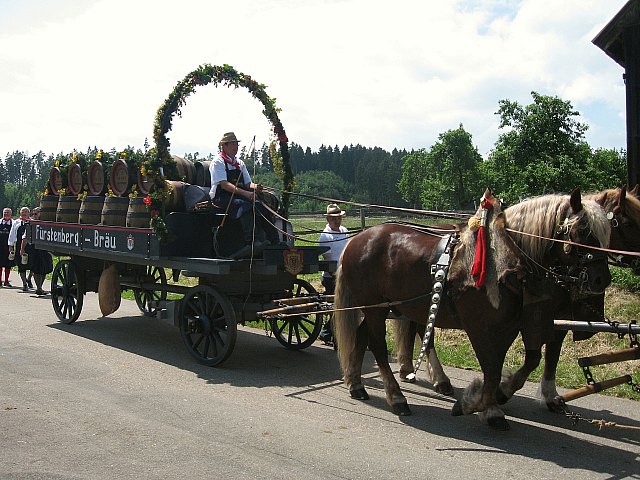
left=606, top=210, right=640, bottom=274
left=549, top=217, right=608, bottom=296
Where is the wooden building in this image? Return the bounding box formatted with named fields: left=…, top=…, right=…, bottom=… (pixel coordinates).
left=593, top=0, right=640, bottom=187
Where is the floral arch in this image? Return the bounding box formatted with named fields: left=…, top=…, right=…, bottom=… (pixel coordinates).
left=143, top=64, right=294, bottom=239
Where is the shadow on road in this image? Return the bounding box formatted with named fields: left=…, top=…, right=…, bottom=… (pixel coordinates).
left=47, top=309, right=640, bottom=479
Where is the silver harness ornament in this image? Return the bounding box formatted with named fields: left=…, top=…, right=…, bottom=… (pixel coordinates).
left=411, top=233, right=459, bottom=376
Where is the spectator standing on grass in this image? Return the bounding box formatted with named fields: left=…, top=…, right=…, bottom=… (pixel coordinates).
left=318, top=203, right=349, bottom=345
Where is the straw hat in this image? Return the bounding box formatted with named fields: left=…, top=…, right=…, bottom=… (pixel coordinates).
left=219, top=132, right=240, bottom=145
left=326, top=203, right=346, bottom=217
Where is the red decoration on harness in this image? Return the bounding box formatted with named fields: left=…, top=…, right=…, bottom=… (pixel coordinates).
left=470, top=196, right=492, bottom=287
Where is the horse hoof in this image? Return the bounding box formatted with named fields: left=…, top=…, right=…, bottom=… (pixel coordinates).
left=546, top=400, right=564, bottom=413
left=451, top=400, right=464, bottom=416
left=496, top=388, right=510, bottom=405
left=401, top=372, right=416, bottom=383
left=435, top=381, right=454, bottom=397
left=487, top=416, right=510, bottom=431
left=392, top=403, right=412, bottom=416
left=350, top=387, right=369, bottom=401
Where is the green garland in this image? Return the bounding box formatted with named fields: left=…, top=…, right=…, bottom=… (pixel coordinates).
left=144, top=63, right=294, bottom=242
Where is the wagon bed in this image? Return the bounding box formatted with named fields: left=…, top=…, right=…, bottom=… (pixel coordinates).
left=28, top=213, right=334, bottom=366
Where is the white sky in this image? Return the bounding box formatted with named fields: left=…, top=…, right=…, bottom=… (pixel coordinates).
left=0, top=0, right=630, bottom=160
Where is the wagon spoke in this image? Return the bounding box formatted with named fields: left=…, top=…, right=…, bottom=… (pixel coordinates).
left=179, top=286, right=236, bottom=366
left=269, top=279, right=323, bottom=350
left=134, top=266, right=167, bottom=317
left=51, top=259, right=84, bottom=325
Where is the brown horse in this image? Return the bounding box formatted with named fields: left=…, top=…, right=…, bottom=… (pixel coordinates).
left=334, top=190, right=611, bottom=430
left=394, top=186, right=640, bottom=411
left=500, top=185, right=640, bottom=408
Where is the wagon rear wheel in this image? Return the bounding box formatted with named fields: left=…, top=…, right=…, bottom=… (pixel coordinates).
left=134, top=266, right=167, bottom=317
left=51, top=259, right=84, bottom=324
left=270, top=279, right=324, bottom=350
left=179, top=285, right=237, bottom=366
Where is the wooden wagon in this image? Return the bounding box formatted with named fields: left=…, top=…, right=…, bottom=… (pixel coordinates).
left=28, top=210, right=334, bottom=366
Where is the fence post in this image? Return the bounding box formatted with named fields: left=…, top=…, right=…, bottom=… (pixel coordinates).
left=360, top=208, right=365, bottom=231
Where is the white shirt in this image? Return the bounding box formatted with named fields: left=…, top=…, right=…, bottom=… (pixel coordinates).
left=319, top=223, right=349, bottom=278
left=8, top=218, right=25, bottom=246
left=209, top=153, right=252, bottom=199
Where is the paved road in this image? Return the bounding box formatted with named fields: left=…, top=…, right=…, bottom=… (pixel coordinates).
left=1, top=281, right=639, bottom=479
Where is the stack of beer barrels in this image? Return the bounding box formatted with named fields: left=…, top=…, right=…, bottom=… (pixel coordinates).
left=39, top=154, right=213, bottom=228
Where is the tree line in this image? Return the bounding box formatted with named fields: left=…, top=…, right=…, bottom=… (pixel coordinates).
left=0, top=91, right=627, bottom=214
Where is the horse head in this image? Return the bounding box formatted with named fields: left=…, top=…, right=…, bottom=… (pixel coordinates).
left=550, top=188, right=611, bottom=295
left=595, top=185, right=640, bottom=274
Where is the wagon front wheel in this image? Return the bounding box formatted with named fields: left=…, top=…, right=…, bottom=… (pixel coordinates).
left=179, top=285, right=237, bottom=366
left=270, top=279, right=324, bottom=350
left=51, top=259, right=84, bottom=324
left=134, top=266, right=167, bottom=317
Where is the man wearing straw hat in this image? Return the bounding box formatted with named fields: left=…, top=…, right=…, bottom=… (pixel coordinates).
left=209, top=132, right=282, bottom=259
left=318, top=203, right=349, bottom=345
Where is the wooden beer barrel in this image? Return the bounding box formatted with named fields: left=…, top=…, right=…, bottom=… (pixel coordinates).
left=194, top=160, right=212, bottom=187
left=49, top=167, right=64, bottom=195
left=79, top=196, right=105, bottom=224
left=87, top=160, right=106, bottom=195
left=137, top=167, right=154, bottom=195
left=101, top=196, right=129, bottom=226
left=165, top=181, right=187, bottom=213
left=67, top=163, right=83, bottom=195
left=172, top=155, right=196, bottom=184
left=56, top=196, right=81, bottom=223
left=109, top=159, right=133, bottom=197
left=126, top=197, right=151, bottom=228
left=39, top=195, right=59, bottom=221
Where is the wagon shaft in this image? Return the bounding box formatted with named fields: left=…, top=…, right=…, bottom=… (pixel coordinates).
left=257, top=301, right=334, bottom=318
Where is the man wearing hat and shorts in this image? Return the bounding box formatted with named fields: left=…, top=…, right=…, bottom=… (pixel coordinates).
left=210, top=132, right=282, bottom=259
left=318, top=203, right=349, bottom=345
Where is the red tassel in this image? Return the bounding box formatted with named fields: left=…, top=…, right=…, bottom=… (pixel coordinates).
left=471, top=225, right=487, bottom=287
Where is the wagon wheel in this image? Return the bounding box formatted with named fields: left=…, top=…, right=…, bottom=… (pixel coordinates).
left=270, top=279, right=324, bottom=350
left=179, top=285, right=237, bottom=366
left=133, top=266, right=167, bottom=317
left=51, top=259, right=84, bottom=324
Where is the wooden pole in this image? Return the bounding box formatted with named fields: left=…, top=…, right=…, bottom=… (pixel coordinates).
left=578, top=347, right=640, bottom=368
left=559, top=375, right=632, bottom=403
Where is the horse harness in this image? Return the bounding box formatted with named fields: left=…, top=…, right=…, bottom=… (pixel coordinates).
left=412, top=232, right=460, bottom=375
left=507, top=216, right=608, bottom=305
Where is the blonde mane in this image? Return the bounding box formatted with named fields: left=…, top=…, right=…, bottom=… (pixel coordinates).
left=503, top=194, right=610, bottom=263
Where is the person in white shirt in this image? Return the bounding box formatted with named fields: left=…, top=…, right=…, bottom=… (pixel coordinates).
left=8, top=206, right=32, bottom=291
left=209, top=131, right=283, bottom=259
left=318, top=203, right=349, bottom=344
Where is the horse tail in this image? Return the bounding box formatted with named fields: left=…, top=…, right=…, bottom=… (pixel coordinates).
left=333, top=265, right=360, bottom=375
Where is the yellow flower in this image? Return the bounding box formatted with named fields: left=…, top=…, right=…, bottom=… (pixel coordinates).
left=54, top=159, right=60, bottom=167
left=72, top=154, right=78, bottom=163
left=120, top=152, right=126, bottom=159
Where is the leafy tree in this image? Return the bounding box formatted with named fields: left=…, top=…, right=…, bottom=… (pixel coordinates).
left=486, top=91, right=591, bottom=201
left=584, top=148, right=626, bottom=191
left=398, top=125, right=482, bottom=210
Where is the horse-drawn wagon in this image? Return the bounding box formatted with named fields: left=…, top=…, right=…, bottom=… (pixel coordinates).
left=28, top=210, right=334, bottom=366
